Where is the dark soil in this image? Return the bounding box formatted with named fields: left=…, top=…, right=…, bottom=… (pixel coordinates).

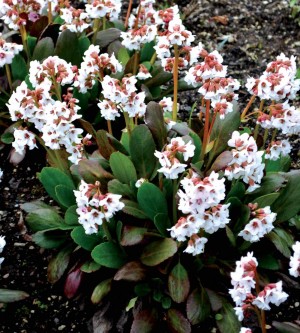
left=1, top=1, right=300, bottom=332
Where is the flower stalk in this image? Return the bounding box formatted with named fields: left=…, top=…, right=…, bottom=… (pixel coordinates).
left=172, top=44, right=179, bottom=122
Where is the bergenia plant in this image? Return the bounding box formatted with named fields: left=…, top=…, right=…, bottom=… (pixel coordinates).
left=0, top=0, right=299, bottom=332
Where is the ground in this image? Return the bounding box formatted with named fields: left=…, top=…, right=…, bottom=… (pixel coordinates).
left=0, top=0, right=300, bottom=332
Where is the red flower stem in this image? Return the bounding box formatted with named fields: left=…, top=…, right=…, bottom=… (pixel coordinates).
left=5, top=64, right=12, bottom=92
left=172, top=44, right=179, bottom=122
left=207, top=111, right=217, bottom=139
left=241, top=95, right=256, bottom=120
left=255, top=271, right=267, bottom=333
left=254, top=99, right=265, bottom=140
left=124, top=0, right=133, bottom=29
left=200, top=99, right=211, bottom=161
left=48, top=1, right=52, bottom=24
left=107, top=120, right=112, bottom=135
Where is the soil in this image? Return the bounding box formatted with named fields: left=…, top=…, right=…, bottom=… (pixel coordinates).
left=1, top=0, right=300, bottom=332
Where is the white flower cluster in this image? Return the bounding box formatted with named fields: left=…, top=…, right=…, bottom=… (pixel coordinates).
left=289, top=241, right=300, bottom=278
left=121, top=24, right=157, bottom=51
left=0, top=168, right=3, bottom=181
left=257, top=101, right=300, bottom=135
left=60, top=7, right=91, bottom=33
left=7, top=56, right=86, bottom=164
left=136, top=64, right=152, bottom=80
left=229, top=252, right=288, bottom=321
left=0, top=235, right=6, bottom=266
left=169, top=171, right=230, bottom=255
left=240, top=328, right=252, bottom=333
left=98, top=75, right=146, bottom=119
left=154, top=137, right=195, bottom=179
left=238, top=204, right=276, bottom=242
left=74, top=44, right=122, bottom=93
left=246, top=54, right=300, bottom=101
left=74, top=180, right=125, bottom=234
left=0, top=36, right=23, bottom=67
left=225, top=131, right=265, bottom=192
left=265, top=139, right=291, bottom=161
left=85, top=0, right=121, bottom=21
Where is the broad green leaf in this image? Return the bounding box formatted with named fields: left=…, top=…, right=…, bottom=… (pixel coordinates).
left=254, top=193, right=280, bottom=208
left=91, top=278, right=112, bottom=304
left=129, top=125, right=157, bottom=179
left=38, top=167, right=75, bottom=203
left=80, top=259, right=101, bottom=273
left=168, top=263, right=190, bottom=303
left=140, top=41, right=155, bottom=62
left=131, top=309, right=158, bottom=333
left=109, top=152, right=137, bottom=185
left=137, top=183, right=168, bottom=221
left=92, top=242, right=127, bottom=269
left=186, top=288, right=211, bottom=325
left=227, top=197, right=250, bottom=234
left=267, top=231, right=291, bottom=258
left=108, top=179, right=135, bottom=199
left=258, top=254, right=280, bottom=270
left=0, top=289, right=29, bottom=303
left=54, top=29, right=81, bottom=65
left=32, top=230, right=67, bottom=249
left=189, top=132, right=202, bottom=164
left=161, top=296, right=172, bottom=309
left=144, top=101, right=167, bottom=149
left=266, top=155, right=291, bottom=173
left=114, top=261, right=147, bottom=281
left=21, top=200, right=52, bottom=213
left=11, top=54, right=27, bottom=81
left=144, top=64, right=172, bottom=88
left=140, top=238, right=177, bottom=266
left=1, top=132, right=14, bottom=144
left=106, top=133, right=129, bottom=155
left=32, top=37, right=54, bottom=61
left=95, top=28, right=121, bottom=48
left=167, top=309, right=191, bottom=333
left=64, top=205, right=78, bottom=226
left=216, top=301, right=241, bottom=333
left=154, top=213, right=171, bottom=237
left=26, top=208, right=71, bottom=232
left=120, top=226, right=148, bottom=246
left=55, top=184, right=76, bottom=208
left=27, top=35, right=37, bottom=57
left=71, top=226, right=102, bottom=251
left=78, top=36, right=90, bottom=56
left=122, top=200, right=148, bottom=219
left=117, top=47, right=130, bottom=65
left=271, top=170, right=300, bottom=222
left=134, top=282, right=151, bottom=296
left=47, top=244, right=73, bottom=284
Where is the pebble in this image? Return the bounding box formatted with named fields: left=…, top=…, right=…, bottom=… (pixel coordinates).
left=58, top=325, right=66, bottom=331
left=295, top=302, right=299, bottom=307
left=29, top=246, right=35, bottom=250
left=14, top=242, right=26, bottom=247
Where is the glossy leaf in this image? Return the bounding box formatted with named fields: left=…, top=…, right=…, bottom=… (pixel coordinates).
left=267, top=229, right=293, bottom=258
left=38, top=167, right=75, bottom=203
left=96, top=130, right=116, bottom=159
left=91, top=278, right=112, bottom=304
left=140, top=238, right=177, bottom=266
left=254, top=193, right=280, bottom=208
left=154, top=213, right=171, bottom=237
left=258, top=254, right=280, bottom=270
left=114, top=261, right=147, bottom=281
left=140, top=41, right=155, bottom=62
left=137, top=183, right=168, bottom=221
left=226, top=182, right=246, bottom=200
left=55, top=184, right=76, bottom=208
left=266, top=155, right=291, bottom=173
left=108, top=179, right=135, bottom=200
left=144, top=64, right=172, bottom=88
left=95, top=28, right=121, bottom=47
left=92, top=242, right=127, bottom=269
left=0, top=289, right=29, bottom=303
left=64, top=267, right=83, bottom=299
left=122, top=200, right=148, bottom=219
left=186, top=288, right=211, bottom=325
left=21, top=200, right=52, bottom=213
left=120, top=226, right=148, bottom=246
left=189, top=132, right=202, bottom=164
left=64, top=205, right=79, bottom=226
left=32, top=37, right=54, bottom=61
left=168, top=263, right=190, bottom=303
left=32, top=230, right=67, bottom=249
left=11, top=54, right=27, bottom=81
left=54, top=29, right=81, bottom=65
left=109, top=152, right=137, bottom=185
left=167, top=309, right=191, bottom=333
left=80, top=260, right=101, bottom=273
left=47, top=244, right=73, bottom=284
left=129, top=125, right=157, bottom=179
left=208, top=151, right=233, bottom=173
left=71, top=226, right=102, bottom=251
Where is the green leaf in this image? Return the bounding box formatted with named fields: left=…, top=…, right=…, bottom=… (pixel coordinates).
left=254, top=193, right=280, bottom=208
left=21, top=200, right=51, bottom=213
left=47, top=244, right=73, bottom=284
left=154, top=213, right=171, bottom=237
left=71, top=226, right=102, bottom=251
left=131, top=309, right=158, bottom=333
left=114, top=261, right=147, bottom=281
left=1, top=132, right=14, bottom=144
left=94, top=28, right=121, bottom=48
left=140, top=41, right=155, bottom=62
left=161, top=296, right=172, bottom=309
left=267, top=231, right=291, bottom=258
left=168, top=263, right=190, bottom=303
left=120, top=226, right=148, bottom=246
left=129, top=125, right=157, bottom=179
left=271, top=170, right=300, bottom=222
left=227, top=197, right=250, bottom=234
left=137, top=183, right=168, bottom=221
left=122, top=200, right=148, bottom=219
left=109, top=152, right=137, bottom=185
left=144, top=102, right=167, bottom=149
left=0, top=289, right=29, bottom=303
left=55, top=184, right=76, bottom=208
left=26, top=208, right=71, bottom=232
left=38, top=167, right=75, bottom=203
left=91, top=242, right=127, bottom=269
left=32, top=37, right=55, bottom=61
left=225, top=226, right=236, bottom=247
left=167, top=309, right=191, bottom=333
left=91, top=278, right=112, bottom=304
left=78, top=36, right=90, bottom=56
left=54, top=29, right=80, bottom=65
left=64, top=205, right=79, bottom=226
left=186, top=287, right=211, bottom=325
left=32, top=230, right=67, bottom=249
left=216, top=301, right=241, bottom=333
left=27, top=35, right=37, bottom=57
left=208, top=105, right=240, bottom=165
left=134, top=282, right=151, bottom=297
left=106, top=133, right=129, bottom=155
left=208, top=151, right=233, bottom=173
left=258, top=254, right=280, bottom=270
left=117, top=47, right=130, bottom=65
left=266, top=155, right=291, bottom=173
left=140, top=238, right=177, bottom=266
left=108, top=179, right=135, bottom=199
left=11, top=54, right=27, bottom=81
left=144, top=64, right=173, bottom=88
left=80, top=260, right=101, bottom=273
left=189, top=132, right=202, bottom=164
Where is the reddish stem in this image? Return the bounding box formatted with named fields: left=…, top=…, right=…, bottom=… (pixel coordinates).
left=200, top=99, right=211, bottom=160
left=241, top=95, right=256, bottom=120
left=124, top=0, right=133, bottom=29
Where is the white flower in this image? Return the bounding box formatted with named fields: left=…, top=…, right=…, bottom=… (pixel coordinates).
left=0, top=235, right=6, bottom=266
left=265, top=140, right=291, bottom=161
left=135, top=178, right=147, bottom=188
left=240, top=328, right=252, bottom=333
left=0, top=168, right=3, bottom=181
left=12, top=129, right=37, bottom=154
left=184, top=235, right=208, bottom=255
left=289, top=241, right=300, bottom=278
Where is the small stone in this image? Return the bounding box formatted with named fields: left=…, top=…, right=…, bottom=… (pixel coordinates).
left=58, top=325, right=66, bottom=331
left=295, top=302, right=299, bottom=307
left=29, top=246, right=35, bottom=250
left=14, top=242, right=26, bottom=247
left=3, top=273, right=9, bottom=279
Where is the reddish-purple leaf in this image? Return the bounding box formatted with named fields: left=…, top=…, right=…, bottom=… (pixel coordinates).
left=114, top=261, right=147, bottom=281
left=131, top=309, right=158, bottom=333
left=120, top=226, right=148, bottom=246
left=168, top=262, right=190, bottom=303
left=64, top=267, right=83, bottom=299
left=186, top=288, right=210, bottom=325
left=167, top=309, right=191, bottom=333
